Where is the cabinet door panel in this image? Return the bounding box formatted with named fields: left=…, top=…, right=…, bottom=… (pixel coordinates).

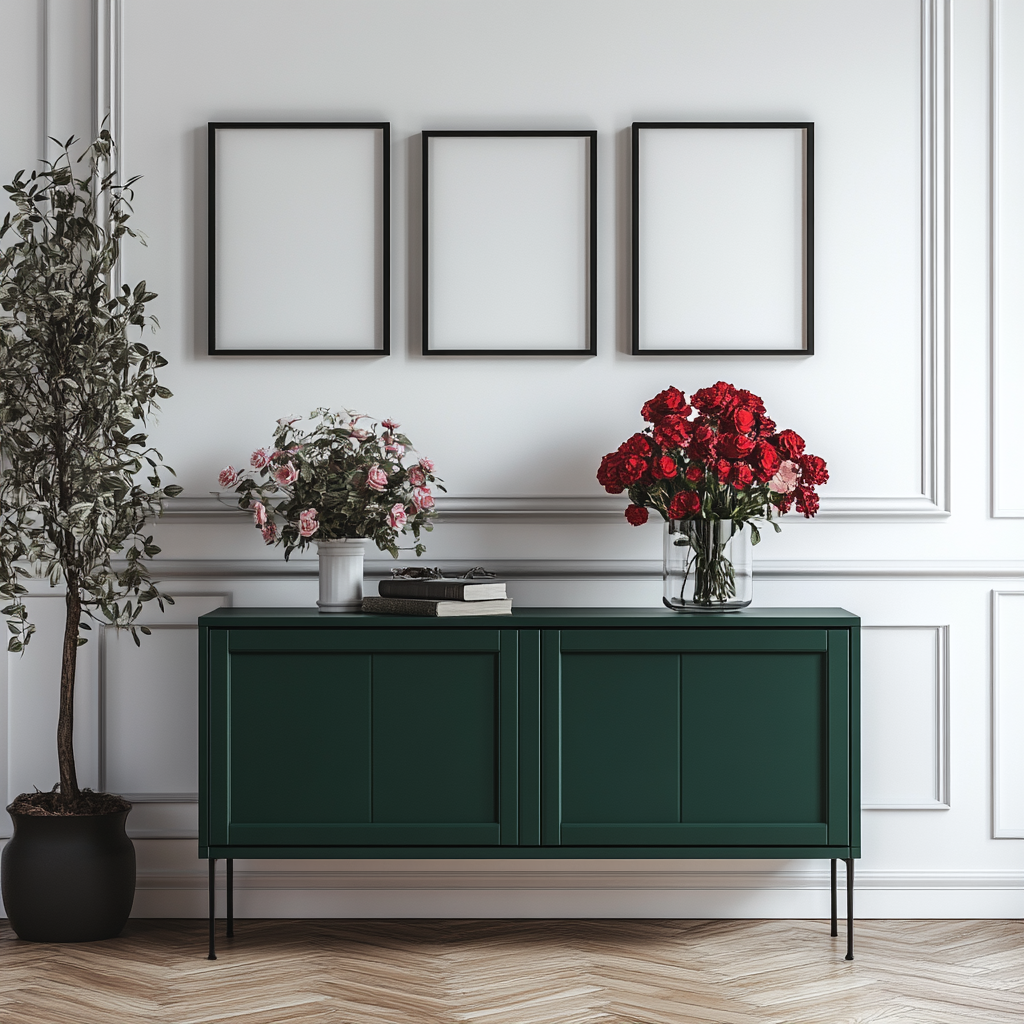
left=229, top=652, right=371, bottom=825
left=544, top=629, right=846, bottom=848
left=680, top=652, right=826, bottom=825
left=561, top=653, right=680, bottom=824
left=214, top=630, right=516, bottom=847
left=372, top=652, right=497, bottom=824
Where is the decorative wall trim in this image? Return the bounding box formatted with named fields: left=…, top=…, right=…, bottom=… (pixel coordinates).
left=145, top=0, right=947, bottom=524
left=92, top=0, right=124, bottom=296
left=132, top=867, right=1024, bottom=893
left=861, top=625, right=950, bottom=811
left=991, top=590, right=1024, bottom=838
left=918, top=0, right=951, bottom=518
left=990, top=0, right=1024, bottom=517
left=132, top=555, right=1024, bottom=582
left=165, top=491, right=953, bottom=524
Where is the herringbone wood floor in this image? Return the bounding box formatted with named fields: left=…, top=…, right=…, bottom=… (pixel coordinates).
left=0, top=919, right=1021, bottom=1024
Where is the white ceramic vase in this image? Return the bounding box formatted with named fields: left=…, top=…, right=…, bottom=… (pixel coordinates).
left=316, top=538, right=366, bottom=613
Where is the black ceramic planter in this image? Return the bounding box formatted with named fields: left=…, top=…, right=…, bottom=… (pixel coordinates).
left=1, top=808, right=135, bottom=942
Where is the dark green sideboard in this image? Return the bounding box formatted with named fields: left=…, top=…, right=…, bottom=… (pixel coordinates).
left=199, top=607, right=860, bottom=959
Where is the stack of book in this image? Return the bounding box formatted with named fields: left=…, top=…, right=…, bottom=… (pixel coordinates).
left=362, top=577, right=512, bottom=617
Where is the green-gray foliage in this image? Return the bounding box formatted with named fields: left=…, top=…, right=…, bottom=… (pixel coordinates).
left=0, top=132, right=179, bottom=805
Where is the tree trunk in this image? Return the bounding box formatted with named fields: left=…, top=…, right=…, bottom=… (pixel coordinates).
left=57, top=586, right=81, bottom=807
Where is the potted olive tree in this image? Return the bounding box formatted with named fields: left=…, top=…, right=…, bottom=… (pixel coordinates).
left=0, top=132, right=180, bottom=941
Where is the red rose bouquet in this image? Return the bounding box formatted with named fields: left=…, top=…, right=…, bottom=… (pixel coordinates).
left=597, top=383, right=828, bottom=608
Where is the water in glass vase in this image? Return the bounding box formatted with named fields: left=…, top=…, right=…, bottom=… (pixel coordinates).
left=663, top=519, right=752, bottom=612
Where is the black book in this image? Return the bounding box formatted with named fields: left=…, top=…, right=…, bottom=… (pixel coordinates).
left=362, top=596, right=513, bottom=617
left=377, top=578, right=507, bottom=601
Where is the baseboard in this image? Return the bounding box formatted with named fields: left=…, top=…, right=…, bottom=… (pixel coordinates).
left=125, top=869, right=1024, bottom=920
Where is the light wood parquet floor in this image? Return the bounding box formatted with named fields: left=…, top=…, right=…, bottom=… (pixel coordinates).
left=0, top=919, right=1021, bottom=1024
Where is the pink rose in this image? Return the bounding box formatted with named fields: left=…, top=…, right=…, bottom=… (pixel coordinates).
left=261, top=521, right=277, bottom=543
left=411, top=487, right=434, bottom=511
left=274, top=461, right=298, bottom=487
left=218, top=466, right=239, bottom=488
left=385, top=443, right=406, bottom=457
left=388, top=503, right=408, bottom=530
left=382, top=418, right=400, bottom=430
left=769, top=460, right=802, bottom=495
left=250, top=448, right=271, bottom=470
left=366, top=464, right=388, bottom=492
left=419, top=457, right=434, bottom=473
left=298, top=508, right=319, bottom=538
left=350, top=428, right=370, bottom=440
left=407, top=466, right=426, bottom=487
left=251, top=500, right=267, bottom=526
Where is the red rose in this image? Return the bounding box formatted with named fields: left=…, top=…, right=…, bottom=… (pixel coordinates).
left=684, top=464, right=704, bottom=482
left=667, top=490, right=702, bottom=519
left=691, top=381, right=737, bottom=414
left=714, top=459, right=731, bottom=484
left=799, top=454, right=829, bottom=486
left=650, top=454, right=678, bottom=480
left=687, top=421, right=717, bottom=463
left=727, top=408, right=756, bottom=435
left=716, top=433, right=757, bottom=460
left=758, top=416, right=777, bottom=438
left=619, top=454, right=648, bottom=485
left=733, top=389, right=766, bottom=415
left=795, top=486, right=820, bottom=518
left=620, top=432, right=653, bottom=457
left=730, top=464, right=754, bottom=490
left=625, top=504, right=649, bottom=526
left=597, top=452, right=625, bottom=494
left=775, top=429, right=806, bottom=459
left=752, top=440, right=781, bottom=482
left=653, top=414, right=691, bottom=450
left=641, top=386, right=690, bottom=423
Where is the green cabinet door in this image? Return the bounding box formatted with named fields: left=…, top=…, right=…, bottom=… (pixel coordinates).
left=543, top=628, right=850, bottom=848
left=208, top=628, right=519, bottom=846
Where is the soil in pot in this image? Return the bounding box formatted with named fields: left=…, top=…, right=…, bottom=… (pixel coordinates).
left=2, top=790, right=136, bottom=942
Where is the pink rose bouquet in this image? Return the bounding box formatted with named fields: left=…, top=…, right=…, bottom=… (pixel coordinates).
left=220, top=408, right=443, bottom=559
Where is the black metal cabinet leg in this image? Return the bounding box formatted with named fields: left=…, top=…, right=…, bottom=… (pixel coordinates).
left=226, top=859, right=234, bottom=938
left=208, top=859, right=217, bottom=960
left=845, top=858, right=854, bottom=961
left=830, top=859, right=838, bottom=936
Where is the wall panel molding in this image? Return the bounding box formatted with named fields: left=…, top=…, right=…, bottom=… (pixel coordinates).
left=128, top=555, right=1024, bottom=582
left=141, top=0, right=947, bottom=521
left=990, top=0, right=1024, bottom=516
left=861, top=625, right=950, bottom=810
left=991, top=590, right=1024, bottom=837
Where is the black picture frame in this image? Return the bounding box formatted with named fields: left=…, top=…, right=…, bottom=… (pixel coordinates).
left=208, top=121, right=390, bottom=356
left=421, top=130, right=597, bottom=356
left=632, top=121, right=814, bottom=356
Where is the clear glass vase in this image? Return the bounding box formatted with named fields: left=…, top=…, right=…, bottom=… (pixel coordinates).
left=662, top=519, right=753, bottom=612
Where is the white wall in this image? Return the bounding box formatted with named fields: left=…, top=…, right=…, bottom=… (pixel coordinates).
left=2, top=0, right=1023, bottom=919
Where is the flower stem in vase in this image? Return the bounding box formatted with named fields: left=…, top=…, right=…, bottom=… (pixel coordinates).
left=684, top=521, right=737, bottom=606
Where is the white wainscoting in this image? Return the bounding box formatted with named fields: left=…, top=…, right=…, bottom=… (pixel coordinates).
left=2, top=0, right=1018, bottom=921
left=992, top=591, right=1024, bottom=837
left=861, top=626, right=949, bottom=810
left=101, top=595, right=228, bottom=805
left=991, top=0, right=1024, bottom=517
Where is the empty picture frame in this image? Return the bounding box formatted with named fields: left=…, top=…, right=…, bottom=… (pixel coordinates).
left=209, top=122, right=390, bottom=355
left=632, top=122, right=813, bottom=355
left=422, top=130, right=597, bottom=355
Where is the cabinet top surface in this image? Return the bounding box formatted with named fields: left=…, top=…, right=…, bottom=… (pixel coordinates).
left=200, top=606, right=859, bottom=629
